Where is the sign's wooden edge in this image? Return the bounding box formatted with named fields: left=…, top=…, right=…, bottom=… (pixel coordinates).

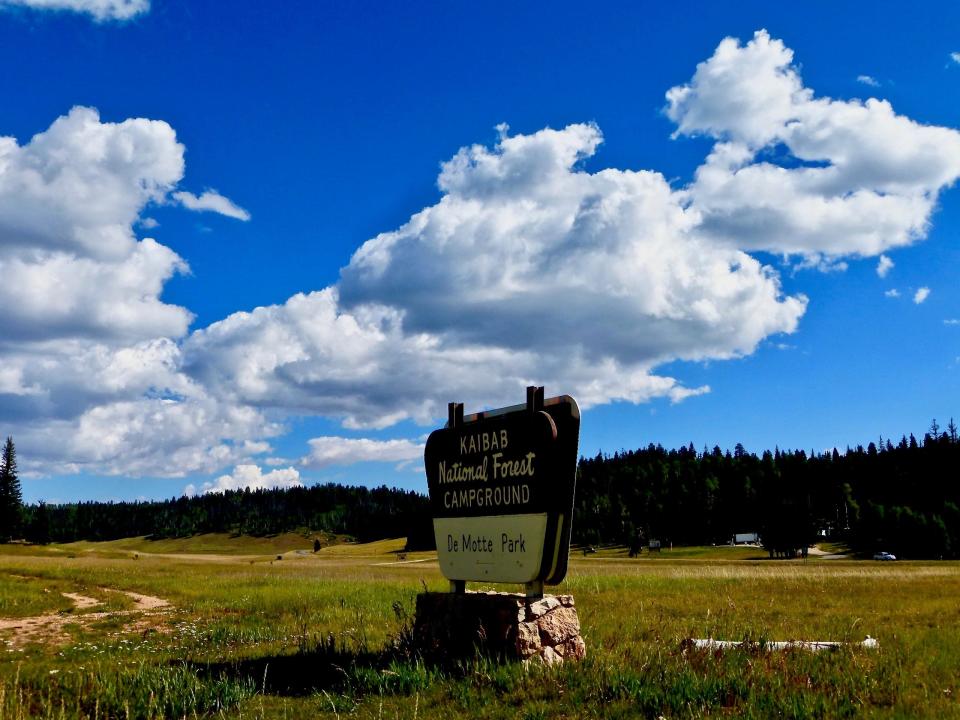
left=539, top=396, right=579, bottom=585
left=456, top=394, right=581, bottom=426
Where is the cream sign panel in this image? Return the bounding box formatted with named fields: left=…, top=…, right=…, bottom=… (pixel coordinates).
left=433, top=514, right=548, bottom=583
left=424, top=388, right=580, bottom=586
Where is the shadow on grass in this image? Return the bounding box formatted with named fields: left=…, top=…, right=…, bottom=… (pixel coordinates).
left=190, top=627, right=514, bottom=698
left=189, top=604, right=460, bottom=700
left=191, top=635, right=389, bottom=696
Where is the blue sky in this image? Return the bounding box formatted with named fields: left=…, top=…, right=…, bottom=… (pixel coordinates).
left=2, top=0, right=959, bottom=503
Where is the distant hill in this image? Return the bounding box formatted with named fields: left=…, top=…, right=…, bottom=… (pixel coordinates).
left=20, top=483, right=433, bottom=549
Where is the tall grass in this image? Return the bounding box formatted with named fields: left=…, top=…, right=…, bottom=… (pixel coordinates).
left=1, top=661, right=254, bottom=720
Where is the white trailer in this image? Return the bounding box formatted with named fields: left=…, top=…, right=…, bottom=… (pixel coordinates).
left=733, top=532, right=759, bottom=544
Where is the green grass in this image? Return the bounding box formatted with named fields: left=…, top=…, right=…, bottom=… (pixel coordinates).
left=574, top=543, right=768, bottom=560
left=59, top=530, right=345, bottom=557
left=1, top=539, right=958, bottom=719
left=0, top=574, right=76, bottom=618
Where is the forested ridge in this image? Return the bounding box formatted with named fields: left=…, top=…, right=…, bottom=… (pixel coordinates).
left=4, top=419, right=959, bottom=558
left=17, top=483, right=431, bottom=546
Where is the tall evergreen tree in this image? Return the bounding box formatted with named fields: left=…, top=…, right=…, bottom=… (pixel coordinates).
left=0, top=437, right=22, bottom=542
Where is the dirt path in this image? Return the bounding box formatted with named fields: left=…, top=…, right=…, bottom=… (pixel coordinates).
left=121, top=590, right=170, bottom=611
left=0, top=588, right=171, bottom=649
left=808, top=546, right=851, bottom=559
left=60, top=592, right=100, bottom=610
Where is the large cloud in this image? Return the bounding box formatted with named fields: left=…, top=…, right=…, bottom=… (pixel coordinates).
left=668, top=30, right=960, bottom=260
left=182, top=124, right=807, bottom=428
left=340, top=124, right=804, bottom=366
left=186, top=119, right=801, bottom=427
left=181, top=31, right=960, bottom=438
left=0, top=108, right=263, bottom=477
left=185, top=117, right=805, bottom=427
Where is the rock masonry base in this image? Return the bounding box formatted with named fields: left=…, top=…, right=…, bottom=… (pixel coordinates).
left=413, top=591, right=586, bottom=665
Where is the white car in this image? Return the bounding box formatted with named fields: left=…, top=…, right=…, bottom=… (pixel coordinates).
left=873, top=551, right=897, bottom=561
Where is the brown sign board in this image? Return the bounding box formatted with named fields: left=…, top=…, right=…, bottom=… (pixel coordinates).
left=424, top=387, right=580, bottom=585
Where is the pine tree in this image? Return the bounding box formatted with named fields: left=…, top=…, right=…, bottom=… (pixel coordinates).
left=0, top=437, right=22, bottom=542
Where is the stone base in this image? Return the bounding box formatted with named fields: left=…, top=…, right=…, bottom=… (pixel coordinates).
left=413, top=591, right=586, bottom=665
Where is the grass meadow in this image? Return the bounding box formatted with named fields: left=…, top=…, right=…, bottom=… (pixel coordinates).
left=0, top=536, right=958, bottom=719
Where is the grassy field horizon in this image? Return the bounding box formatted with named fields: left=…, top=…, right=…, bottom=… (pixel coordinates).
left=1, top=532, right=834, bottom=559
left=1, top=535, right=958, bottom=718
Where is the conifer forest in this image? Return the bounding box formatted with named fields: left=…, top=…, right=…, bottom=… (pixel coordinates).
left=4, top=420, right=959, bottom=559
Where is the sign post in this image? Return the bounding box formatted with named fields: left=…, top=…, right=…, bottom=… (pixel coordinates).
left=415, top=387, right=586, bottom=664
left=424, top=387, right=580, bottom=596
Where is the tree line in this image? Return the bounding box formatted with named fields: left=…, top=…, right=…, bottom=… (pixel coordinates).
left=1, top=452, right=431, bottom=546
left=26, top=484, right=431, bottom=546
left=572, top=419, right=960, bottom=559
left=2, top=419, right=958, bottom=558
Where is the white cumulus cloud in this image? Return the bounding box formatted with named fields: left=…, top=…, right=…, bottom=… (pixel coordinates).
left=185, top=464, right=301, bottom=496
left=0, top=108, right=273, bottom=478
left=302, top=437, right=424, bottom=469
left=668, top=30, right=960, bottom=261
left=885, top=288, right=901, bottom=298
left=0, top=107, right=183, bottom=261
left=0, top=108, right=193, bottom=347
left=173, top=190, right=251, bottom=221
left=0, top=0, right=147, bottom=20
left=857, top=75, right=880, bottom=87
left=184, top=123, right=804, bottom=428
left=914, top=287, right=931, bottom=304
left=340, top=123, right=807, bottom=364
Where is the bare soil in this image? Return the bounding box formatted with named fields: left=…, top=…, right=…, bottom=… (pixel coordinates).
left=0, top=588, right=171, bottom=648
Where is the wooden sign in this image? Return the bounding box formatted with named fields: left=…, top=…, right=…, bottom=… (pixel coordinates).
left=425, top=387, right=580, bottom=586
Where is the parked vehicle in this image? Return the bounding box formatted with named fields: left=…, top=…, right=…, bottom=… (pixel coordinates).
left=873, top=551, right=897, bottom=561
